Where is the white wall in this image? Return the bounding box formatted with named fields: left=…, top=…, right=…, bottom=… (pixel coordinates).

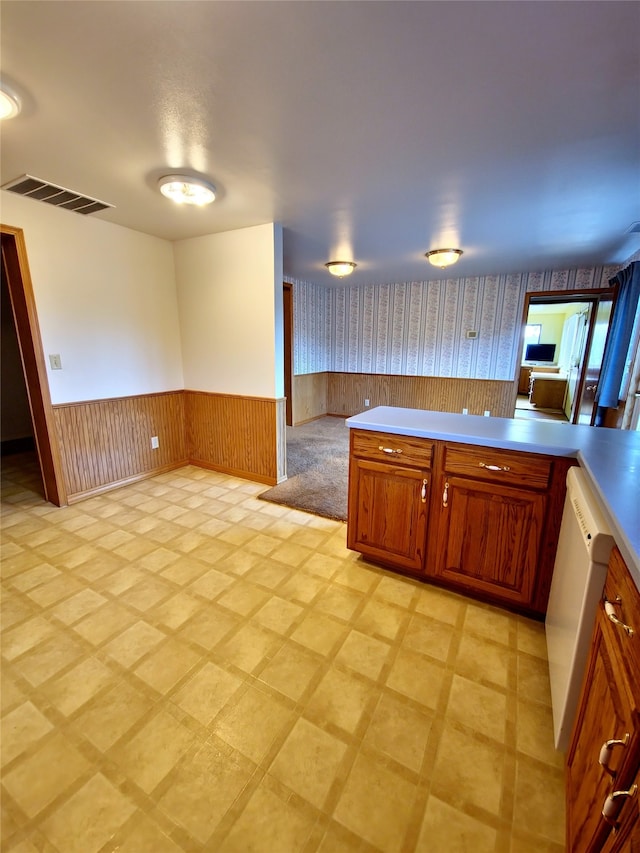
left=1, top=191, right=184, bottom=404
left=174, top=223, right=283, bottom=398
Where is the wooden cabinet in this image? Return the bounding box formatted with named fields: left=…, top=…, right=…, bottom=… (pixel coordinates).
left=347, top=429, right=573, bottom=616
left=430, top=443, right=549, bottom=610
left=347, top=431, right=433, bottom=573
left=566, top=547, right=640, bottom=853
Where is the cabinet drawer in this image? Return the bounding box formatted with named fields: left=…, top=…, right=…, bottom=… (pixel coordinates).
left=443, top=443, right=552, bottom=490
left=603, top=547, right=640, bottom=682
left=351, top=430, right=434, bottom=468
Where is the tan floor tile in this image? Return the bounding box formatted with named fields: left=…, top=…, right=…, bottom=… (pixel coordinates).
left=15, top=633, right=85, bottom=687
left=270, top=541, right=314, bottom=569
left=510, top=829, right=566, bottom=853
left=216, top=623, right=282, bottom=675
left=1, top=616, right=57, bottom=660
left=178, top=605, right=240, bottom=650
left=244, top=560, right=291, bottom=588
left=172, top=662, right=243, bottom=726
left=8, top=563, right=61, bottom=592
left=356, top=598, right=408, bottom=641
left=258, top=643, right=323, bottom=701
left=446, top=674, right=508, bottom=744
left=103, top=620, right=166, bottom=668
left=2, top=731, right=90, bottom=817
left=386, top=648, right=446, bottom=710
left=290, top=611, right=347, bottom=656
left=112, top=812, right=183, bottom=852
left=416, top=795, right=497, bottom=852
left=160, top=556, right=209, bottom=585
left=0, top=676, right=26, bottom=714
left=158, top=741, right=255, bottom=843
left=513, top=756, right=565, bottom=844
left=118, top=577, right=174, bottom=612
left=1, top=701, right=53, bottom=767
left=279, top=572, right=327, bottom=605
left=138, top=547, right=183, bottom=572
left=0, top=596, right=38, bottom=631
left=464, top=601, right=514, bottom=645
left=189, top=568, right=235, bottom=600
left=40, top=772, right=136, bottom=853
left=253, top=595, right=304, bottom=634
left=98, top=566, right=146, bottom=595
left=316, top=821, right=365, bottom=853
left=214, top=685, right=294, bottom=764
left=152, top=591, right=203, bottom=629
left=517, top=653, right=553, bottom=706
left=268, top=718, right=348, bottom=809
left=49, top=588, right=108, bottom=625
left=333, top=752, right=416, bottom=853
left=72, top=601, right=136, bottom=645
left=516, top=699, right=564, bottom=768
left=41, top=656, right=114, bottom=716
left=303, top=553, right=343, bottom=580
left=306, top=667, right=376, bottom=735
left=373, top=574, right=417, bottom=609
left=334, top=563, right=380, bottom=593
left=432, top=723, right=504, bottom=816
left=74, top=681, right=152, bottom=751
left=402, top=612, right=455, bottom=662
left=363, top=692, right=432, bottom=773
left=114, top=709, right=196, bottom=794
left=314, top=586, right=364, bottom=622
left=134, top=639, right=201, bottom=694
left=335, top=629, right=392, bottom=681
left=217, top=581, right=271, bottom=616
left=455, top=633, right=512, bottom=689
left=217, top=782, right=317, bottom=853
left=517, top=617, right=549, bottom=659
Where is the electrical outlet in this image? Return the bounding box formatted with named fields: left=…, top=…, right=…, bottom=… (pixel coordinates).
left=484, top=410, right=490, bottom=417
left=462, top=407, right=468, bottom=415
left=150, top=436, right=159, bottom=449
left=49, top=354, right=62, bottom=370
left=364, top=399, right=370, bottom=407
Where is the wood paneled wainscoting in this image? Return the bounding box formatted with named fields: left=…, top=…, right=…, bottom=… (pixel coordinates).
left=185, top=391, right=286, bottom=486
left=327, top=373, right=517, bottom=419
left=292, top=373, right=328, bottom=425
left=52, top=391, right=187, bottom=503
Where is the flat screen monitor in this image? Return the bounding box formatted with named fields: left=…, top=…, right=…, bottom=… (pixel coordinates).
left=525, top=343, right=556, bottom=363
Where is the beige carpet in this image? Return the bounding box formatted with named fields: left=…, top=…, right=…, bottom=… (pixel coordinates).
left=259, top=417, right=349, bottom=521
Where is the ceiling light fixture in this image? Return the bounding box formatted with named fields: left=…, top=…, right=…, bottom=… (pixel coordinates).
left=0, top=82, right=21, bottom=120
left=158, top=174, right=216, bottom=206
left=426, top=248, right=463, bottom=269
left=325, top=261, right=357, bottom=277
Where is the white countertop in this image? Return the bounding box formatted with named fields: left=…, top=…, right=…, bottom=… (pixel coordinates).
left=346, top=406, right=640, bottom=588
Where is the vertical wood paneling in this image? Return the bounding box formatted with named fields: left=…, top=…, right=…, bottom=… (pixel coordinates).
left=292, top=373, right=328, bottom=424
left=326, top=372, right=517, bottom=418
left=185, top=391, right=280, bottom=484
left=53, top=391, right=187, bottom=501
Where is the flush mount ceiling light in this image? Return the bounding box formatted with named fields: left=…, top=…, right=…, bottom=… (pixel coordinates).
left=426, top=248, right=463, bottom=269
left=0, top=81, right=21, bottom=120
left=158, top=174, right=216, bottom=206
left=325, top=261, right=357, bottom=277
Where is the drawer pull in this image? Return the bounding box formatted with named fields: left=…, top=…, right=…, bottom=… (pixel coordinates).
left=442, top=480, right=449, bottom=508
left=598, top=734, right=630, bottom=776
left=604, top=597, right=635, bottom=637
left=421, top=479, right=428, bottom=503
left=601, top=784, right=637, bottom=828
left=479, top=462, right=511, bottom=473
left=378, top=445, right=403, bottom=455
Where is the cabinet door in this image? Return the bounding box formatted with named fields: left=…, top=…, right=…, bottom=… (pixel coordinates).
left=566, top=608, right=639, bottom=853
left=347, top=457, right=429, bottom=573
left=430, top=474, right=545, bottom=608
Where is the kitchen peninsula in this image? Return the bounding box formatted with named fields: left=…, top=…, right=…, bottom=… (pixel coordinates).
left=345, top=406, right=640, bottom=599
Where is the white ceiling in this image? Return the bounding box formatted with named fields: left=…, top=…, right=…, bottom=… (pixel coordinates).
left=1, top=1, right=639, bottom=287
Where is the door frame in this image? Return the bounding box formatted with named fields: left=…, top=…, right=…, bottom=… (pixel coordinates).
left=1, top=224, right=66, bottom=505
left=516, top=287, right=617, bottom=424
left=283, top=281, right=293, bottom=427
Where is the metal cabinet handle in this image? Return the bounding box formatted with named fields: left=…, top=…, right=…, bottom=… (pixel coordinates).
left=378, top=445, right=403, bottom=455
left=601, top=784, right=637, bottom=828
left=479, top=462, right=511, bottom=472
left=421, top=479, right=428, bottom=503
left=604, top=597, right=635, bottom=637
left=442, top=480, right=449, bottom=508
left=598, top=734, right=630, bottom=776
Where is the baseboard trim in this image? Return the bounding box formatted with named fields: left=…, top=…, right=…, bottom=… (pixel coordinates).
left=65, top=459, right=188, bottom=504
left=188, top=457, right=277, bottom=487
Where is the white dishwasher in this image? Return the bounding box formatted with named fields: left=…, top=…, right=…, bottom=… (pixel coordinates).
left=545, top=466, right=614, bottom=752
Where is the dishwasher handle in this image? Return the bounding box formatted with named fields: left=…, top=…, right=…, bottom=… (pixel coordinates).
left=604, top=596, right=635, bottom=637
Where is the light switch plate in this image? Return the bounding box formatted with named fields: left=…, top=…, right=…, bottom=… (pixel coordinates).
left=49, top=354, right=62, bottom=370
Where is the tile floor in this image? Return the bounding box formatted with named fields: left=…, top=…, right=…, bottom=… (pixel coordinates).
left=1, top=454, right=566, bottom=853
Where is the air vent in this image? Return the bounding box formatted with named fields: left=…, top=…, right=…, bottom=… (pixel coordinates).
left=1, top=174, right=114, bottom=215
left=627, top=222, right=640, bottom=234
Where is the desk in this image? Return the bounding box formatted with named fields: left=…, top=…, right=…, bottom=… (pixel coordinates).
left=529, top=373, right=567, bottom=408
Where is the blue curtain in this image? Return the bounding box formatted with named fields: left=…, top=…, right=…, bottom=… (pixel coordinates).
left=595, top=261, right=640, bottom=421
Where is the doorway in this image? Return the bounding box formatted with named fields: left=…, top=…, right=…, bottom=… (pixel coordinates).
left=283, top=282, right=293, bottom=427
left=515, top=289, right=615, bottom=425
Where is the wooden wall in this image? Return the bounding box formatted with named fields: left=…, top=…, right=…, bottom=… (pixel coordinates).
left=185, top=391, right=284, bottom=485
left=53, top=391, right=187, bottom=502
left=292, top=373, right=328, bottom=424
left=326, top=372, right=518, bottom=419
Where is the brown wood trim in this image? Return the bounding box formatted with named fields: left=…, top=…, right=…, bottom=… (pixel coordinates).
left=51, top=389, right=183, bottom=408
left=1, top=224, right=67, bottom=505
left=65, top=460, right=188, bottom=503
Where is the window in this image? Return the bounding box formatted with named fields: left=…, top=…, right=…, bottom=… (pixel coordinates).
left=525, top=324, right=541, bottom=344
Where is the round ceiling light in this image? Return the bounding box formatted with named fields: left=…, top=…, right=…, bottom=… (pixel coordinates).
left=325, top=261, right=357, bottom=277
left=0, top=82, right=21, bottom=120
left=158, top=174, right=216, bottom=206
left=425, top=248, right=463, bottom=269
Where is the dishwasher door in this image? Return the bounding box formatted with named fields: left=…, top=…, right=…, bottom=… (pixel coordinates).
left=545, top=467, right=614, bottom=751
